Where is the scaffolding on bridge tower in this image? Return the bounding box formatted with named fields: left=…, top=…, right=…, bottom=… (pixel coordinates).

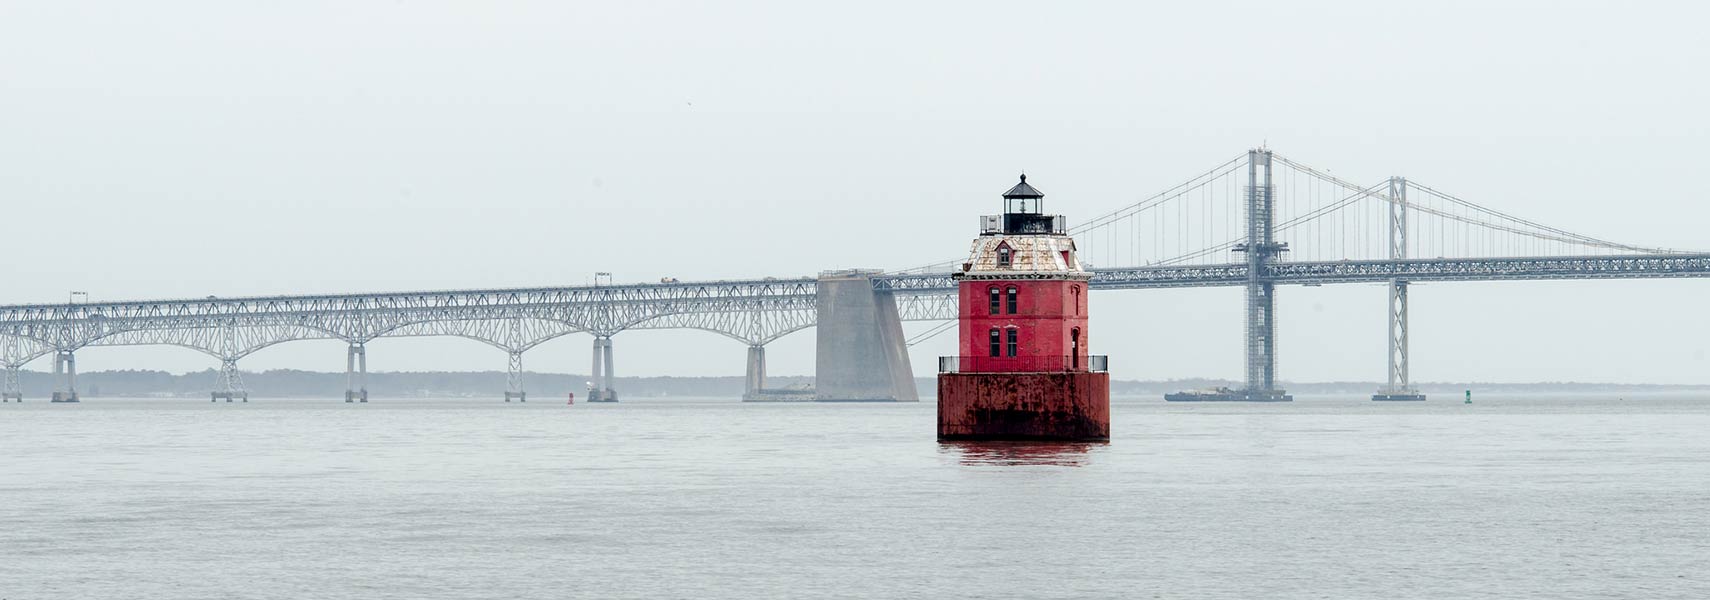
left=1238, top=149, right=1290, bottom=401
left=1165, top=149, right=1295, bottom=401
left=1162, top=149, right=1293, bottom=402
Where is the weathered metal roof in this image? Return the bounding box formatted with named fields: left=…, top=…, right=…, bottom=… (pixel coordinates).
left=1002, top=174, right=1044, bottom=199
left=959, top=234, right=1087, bottom=278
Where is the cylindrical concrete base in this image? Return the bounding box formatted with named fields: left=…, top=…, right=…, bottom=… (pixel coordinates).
left=937, top=372, right=1109, bottom=441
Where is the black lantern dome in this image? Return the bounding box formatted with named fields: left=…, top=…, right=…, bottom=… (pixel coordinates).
left=988, top=174, right=1064, bottom=235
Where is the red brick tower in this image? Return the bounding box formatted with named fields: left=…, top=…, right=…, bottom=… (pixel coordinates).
left=937, top=175, right=1110, bottom=441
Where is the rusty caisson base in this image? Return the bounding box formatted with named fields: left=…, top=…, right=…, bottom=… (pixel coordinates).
left=937, top=372, right=1110, bottom=441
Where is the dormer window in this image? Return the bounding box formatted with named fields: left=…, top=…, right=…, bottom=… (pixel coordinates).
left=996, top=242, right=1013, bottom=268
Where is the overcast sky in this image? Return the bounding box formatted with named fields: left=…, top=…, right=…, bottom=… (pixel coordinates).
left=3, top=1, right=1708, bottom=385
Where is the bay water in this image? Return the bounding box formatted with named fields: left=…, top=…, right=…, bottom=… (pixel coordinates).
left=3, top=394, right=1706, bottom=598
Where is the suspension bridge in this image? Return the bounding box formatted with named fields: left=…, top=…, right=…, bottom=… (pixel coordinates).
left=2, top=148, right=1703, bottom=403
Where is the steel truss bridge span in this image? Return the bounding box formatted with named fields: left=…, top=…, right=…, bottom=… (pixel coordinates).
left=0, top=277, right=956, bottom=402
left=880, top=253, right=1710, bottom=291
left=5, top=252, right=1705, bottom=402
left=3, top=148, right=1703, bottom=403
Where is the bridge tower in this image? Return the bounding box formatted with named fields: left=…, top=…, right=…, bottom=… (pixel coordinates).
left=1166, top=149, right=1292, bottom=402
left=1238, top=149, right=1291, bottom=401
left=1373, top=177, right=1426, bottom=401
left=937, top=175, right=1109, bottom=441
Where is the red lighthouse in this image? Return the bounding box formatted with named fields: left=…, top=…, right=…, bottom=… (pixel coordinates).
left=937, top=175, right=1110, bottom=441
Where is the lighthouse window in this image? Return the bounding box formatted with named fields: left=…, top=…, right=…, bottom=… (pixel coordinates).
left=1072, top=285, right=1081, bottom=315
left=997, top=245, right=1012, bottom=268
left=1005, top=329, right=1018, bottom=357
left=1006, top=287, right=1018, bottom=314
left=1072, top=328, right=1081, bottom=370
left=988, top=287, right=1000, bottom=315
left=988, top=328, right=1001, bottom=357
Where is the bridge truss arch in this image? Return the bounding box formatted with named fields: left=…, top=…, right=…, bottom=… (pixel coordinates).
left=3, top=148, right=1704, bottom=402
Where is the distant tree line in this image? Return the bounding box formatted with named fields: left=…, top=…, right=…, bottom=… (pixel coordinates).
left=10, top=369, right=814, bottom=399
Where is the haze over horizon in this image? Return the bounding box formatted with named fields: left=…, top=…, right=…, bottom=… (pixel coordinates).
left=4, top=1, right=1707, bottom=384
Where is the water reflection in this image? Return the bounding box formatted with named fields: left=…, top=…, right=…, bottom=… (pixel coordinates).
left=939, top=440, right=1106, bottom=467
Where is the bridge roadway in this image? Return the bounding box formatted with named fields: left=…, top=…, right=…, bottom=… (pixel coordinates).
left=2, top=252, right=1707, bottom=401
left=879, top=253, right=1710, bottom=290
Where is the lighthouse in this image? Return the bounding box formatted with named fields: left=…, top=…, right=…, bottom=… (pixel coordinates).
left=937, top=175, right=1110, bottom=441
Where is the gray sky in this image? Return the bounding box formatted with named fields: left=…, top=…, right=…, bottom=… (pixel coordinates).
left=3, top=1, right=1708, bottom=384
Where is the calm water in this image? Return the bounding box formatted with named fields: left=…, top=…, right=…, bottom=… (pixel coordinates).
left=3, top=394, right=1707, bottom=599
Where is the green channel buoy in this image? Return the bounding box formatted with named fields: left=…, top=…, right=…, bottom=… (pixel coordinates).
left=1464, top=390, right=1472, bottom=404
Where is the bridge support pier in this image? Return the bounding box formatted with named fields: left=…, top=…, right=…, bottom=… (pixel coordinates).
left=746, top=345, right=765, bottom=395
left=587, top=336, right=617, bottom=402
left=211, top=358, right=248, bottom=402
left=2, top=364, right=20, bottom=402
left=504, top=351, right=526, bottom=402
left=345, top=342, right=368, bottom=403
left=1, top=338, right=19, bottom=402
left=813, top=270, right=918, bottom=402
left=740, top=344, right=768, bottom=401
left=50, top=350, right=79, bottom=403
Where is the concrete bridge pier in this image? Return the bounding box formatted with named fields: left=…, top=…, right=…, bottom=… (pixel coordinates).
left=587, top=335, right=617, bottom=402
left=744, top=344, right=766, bottom=397
left=345, top=342, right=368, bottom=403
left=738, top=344, right=777, bottom=401
left=50, top=350, right=79, bottom=403
left=814, top=270, right=918, bottom=402
left=211, top=358, right=248, bottom=402
left=504, top=350, right=526, bottom=402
